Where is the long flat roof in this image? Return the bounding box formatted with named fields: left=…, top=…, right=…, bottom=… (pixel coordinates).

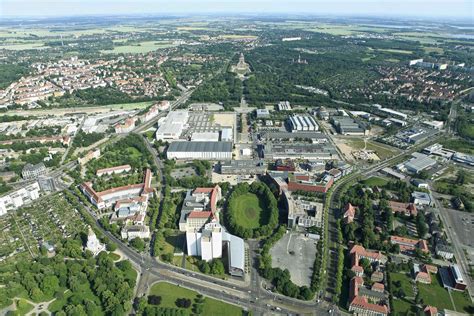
left=223, top=232, right=245, bottom=271
left=168, top=141, right=232, bottom=153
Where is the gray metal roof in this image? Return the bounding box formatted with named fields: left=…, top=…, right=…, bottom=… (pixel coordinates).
left=168, top=141, right=232, bottom=153
left=223, top=232, right=245, bottom=271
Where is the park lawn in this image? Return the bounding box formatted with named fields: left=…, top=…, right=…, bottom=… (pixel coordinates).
left=392, top=298, right=416, bottom=315
left=361, top=176, right=388, bottom=187
left=203, top=296, right=243, bottom=316
left=49, top=283, right=103, bottom=314
left=450, top=290, right=473, bottom=314
left=149, top=282, right=242, bottom=316
left=109, top=252, right=121, bottom=261
left=390, top=272, right=415, bottom=298
left=16, top=299, right=34, bottom=315
left=417, top=275, right=454, bottom=310
left=230, top=193, right=264, bottom=229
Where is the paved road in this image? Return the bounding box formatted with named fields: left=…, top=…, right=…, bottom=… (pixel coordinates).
left=428, top=184, right=474, bottom=300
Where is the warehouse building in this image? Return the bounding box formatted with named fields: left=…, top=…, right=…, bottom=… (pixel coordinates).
left=399, top=152, right=436, bottom=174
left=331, top=116, right=367, bottom=135
left=167, top=141, right=233, bottom=160
left=453, top=152, right=474, bottom=166
left=191, top=132, right=220, bottom=142
left=278, top=101, right=292, bottom=111
left=155, top=111, right=189, bottom=141
left=260, top=131, right=328, bottom=143
left=219, top=160, right=267, bottom=175
left=288, top=115, right=319, bottom=132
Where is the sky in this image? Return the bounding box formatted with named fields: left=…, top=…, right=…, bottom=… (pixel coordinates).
left=1, top=0, right=473, bottom=19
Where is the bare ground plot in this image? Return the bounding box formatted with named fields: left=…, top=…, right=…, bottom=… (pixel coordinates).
left=334, top=137, right=399, bottom=161
left=270, top=233, right=317, bottom=287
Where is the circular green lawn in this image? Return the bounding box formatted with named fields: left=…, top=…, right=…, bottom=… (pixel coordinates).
left=229, top=192, right=264, bottom=229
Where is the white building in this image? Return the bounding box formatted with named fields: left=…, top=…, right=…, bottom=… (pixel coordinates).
left=186, top=221, right=245, bottom=277
left=191, top=132, right=220, bottom=142
left=85, top=227, right=105, bottom=256
left=289, top=115, right=318, bottom=132
left=422, top=120, right=444, bottom=130
left=220, top=128, right=233, bottom=142
left=278, top=101, right=292, bottom=111
left=412, top=191, right=433, bottom=206
left=155, top=111, right=189, bottom=141
left=121, top=225, right=151, bottom=240
left=0, top=182, right=41, bottom=216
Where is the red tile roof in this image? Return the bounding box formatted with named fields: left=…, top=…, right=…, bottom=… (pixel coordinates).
left=372, top=282, right=385, bottom=292
left=188, top=211, right=212, bottom=219
left=390, top=236, right=429, bottom=253
left=388, top=201, right=418, bottom=216
left=350, top=296, right=389, bottom=315
left=96, top=164, right=131, bottom=175
left=424, top=306, right=438, bottom=316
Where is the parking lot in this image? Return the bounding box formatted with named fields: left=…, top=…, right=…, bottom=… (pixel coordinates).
left=170, top=166, right=198, bottom=179
left=446, top=209, right=474, bottom=248
left=270, top=232, right=317, bottom=287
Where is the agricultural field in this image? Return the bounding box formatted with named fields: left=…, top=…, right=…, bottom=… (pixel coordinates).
left=0, top=193, right=87, bottom=263
left=102, top=41, right=178, bottom=54
left=148, top=282, right=243, bottom=316
left=0, top=42, right=49, bottom=50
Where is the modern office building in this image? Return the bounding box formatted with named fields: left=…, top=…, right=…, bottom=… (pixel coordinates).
left=284, top=191, right=323, bottom=228
left=167, top=141, right=232, bottom=160
left=0, top=182, right=41, bottom=216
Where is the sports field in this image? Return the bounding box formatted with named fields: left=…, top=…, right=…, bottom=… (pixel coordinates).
left=229, top=192, right=264, bottom=229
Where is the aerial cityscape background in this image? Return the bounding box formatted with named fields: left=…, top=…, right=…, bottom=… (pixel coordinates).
left=0, top=1, right=472, bottom=316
